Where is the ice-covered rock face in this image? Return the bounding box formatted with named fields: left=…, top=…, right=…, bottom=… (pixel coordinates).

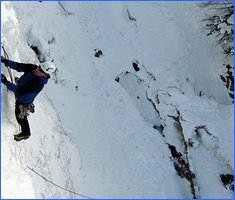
left=1, top=1, right=233, bottom=199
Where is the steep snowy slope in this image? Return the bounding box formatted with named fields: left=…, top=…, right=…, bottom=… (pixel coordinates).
left=1, top=1, right=233, bottom=199
left=1, top=2, right=82, bottom=198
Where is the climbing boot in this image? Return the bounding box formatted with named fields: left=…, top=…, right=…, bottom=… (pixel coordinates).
left=14, top=133, right=31, bottom=141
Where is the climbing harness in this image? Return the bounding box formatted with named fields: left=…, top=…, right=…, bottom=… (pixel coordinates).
left=18, top=103, right=35, bottom=119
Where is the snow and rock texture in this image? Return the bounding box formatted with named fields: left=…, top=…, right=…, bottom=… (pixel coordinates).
left=1, top=1, right=233, bottom=199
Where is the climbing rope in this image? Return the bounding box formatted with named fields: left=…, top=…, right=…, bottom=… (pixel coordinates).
left=27, top=166, right=93, bottom=199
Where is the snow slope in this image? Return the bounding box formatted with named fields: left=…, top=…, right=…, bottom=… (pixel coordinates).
left=1, top=1, right=233, bottom=199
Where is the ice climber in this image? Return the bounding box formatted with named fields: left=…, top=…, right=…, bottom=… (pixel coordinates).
left=1, top=57, right=56, bottom=141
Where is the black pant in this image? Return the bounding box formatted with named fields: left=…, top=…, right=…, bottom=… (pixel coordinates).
left=15, top=100, right=30, bottom=135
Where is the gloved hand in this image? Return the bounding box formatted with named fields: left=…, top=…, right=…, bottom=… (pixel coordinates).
left=1, top=74, right=9, bottom=85
left=1, top=56, right=7, bottom=64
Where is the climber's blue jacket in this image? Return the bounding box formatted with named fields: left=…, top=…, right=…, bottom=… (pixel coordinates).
left=4, top=60, right=49, bottom=104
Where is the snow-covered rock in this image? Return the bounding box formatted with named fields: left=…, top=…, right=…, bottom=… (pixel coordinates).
left=1, top=1, right=233, bottom=198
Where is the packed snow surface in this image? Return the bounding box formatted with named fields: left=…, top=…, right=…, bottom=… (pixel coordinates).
left=1, top=1, right=233, bottom=199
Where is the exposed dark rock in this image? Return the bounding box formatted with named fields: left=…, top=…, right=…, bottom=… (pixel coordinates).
left=153, top=124, right=164, bottom=136
left=220, top=64, right=234, bottom=102
left=167, top=143, right=197, bottom=198
left=115, top=77, right=120, bottom=83
left=94, top=49, right=103, bottom=58
left=127, top=9, right=136, bottom=21
left=168, top=144, right=195, bottom=180
left=220, top=174, right=234, bottom=191
left=30, top=45, right=40, bottom=56
left=132, top=62, right=140, bottom=72
left=28, top=44, right=45, bottom=62
left=168, top=143, right=182, bottom=158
